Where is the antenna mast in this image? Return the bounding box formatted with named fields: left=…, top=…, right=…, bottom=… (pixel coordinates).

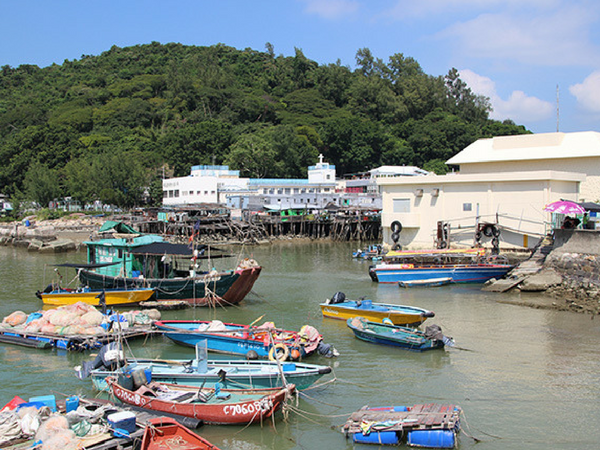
left=556, top=84, right=559, bottom=132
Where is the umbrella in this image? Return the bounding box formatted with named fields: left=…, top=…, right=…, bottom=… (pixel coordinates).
left=543, top=200, right=586, bottom=215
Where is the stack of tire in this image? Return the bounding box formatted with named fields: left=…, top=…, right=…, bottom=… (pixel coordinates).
left=391, top=221, right=402, bottom=251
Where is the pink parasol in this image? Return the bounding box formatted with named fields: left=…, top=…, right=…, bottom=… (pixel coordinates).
left=543, top=200, right=585, bottom=215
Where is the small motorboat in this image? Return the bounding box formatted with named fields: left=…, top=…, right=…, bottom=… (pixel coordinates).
left=141, top=417, right=221, bottom=450
left=153, top=319, right=335, bottom=361
left=79, top=343, right=333, bottom=392
left=398, top=277, right=452, bottom=288
left=109, top=377, right=295, bottom=426
left=36, top=286, right=156, bottom=307
left=352, top=244, right=385, bottom=260
left=320, top=292, right=434, bottom=326
left=346, top=317, right=453, bottom=351
left=342, top=403, right=461, bottom=447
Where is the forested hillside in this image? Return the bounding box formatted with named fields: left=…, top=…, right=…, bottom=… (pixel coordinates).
left=0, top=42, right=528, bottom=208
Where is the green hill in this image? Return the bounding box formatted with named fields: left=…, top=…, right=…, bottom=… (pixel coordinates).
left=0, top=42, right=528, bottom=208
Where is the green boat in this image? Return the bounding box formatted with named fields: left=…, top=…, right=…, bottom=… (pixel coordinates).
left=77, top=223, right=261, bottom=306
left=347, top=317, right=452, bottom=351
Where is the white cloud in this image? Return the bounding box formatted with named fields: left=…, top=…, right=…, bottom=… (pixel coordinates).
left=569, top=71, right=600, bottom=113
left=439, top=7, right=600, bottom=66
left=460, top=69, right=554, bottom=123
left=385, top=0, right=559, bottom=19
left=300, top=0, right=359, bottom=19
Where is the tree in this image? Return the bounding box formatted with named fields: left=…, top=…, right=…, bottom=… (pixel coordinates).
left=24, top=162, right=62, bottom=207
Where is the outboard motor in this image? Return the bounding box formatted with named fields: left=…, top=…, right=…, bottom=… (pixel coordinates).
left=327, top=291, right=346, bottom=305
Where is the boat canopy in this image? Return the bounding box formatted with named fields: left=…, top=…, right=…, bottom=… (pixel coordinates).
left=130, top=242, right=205, bottom=257
left=98, top=221, right=139, bottom=234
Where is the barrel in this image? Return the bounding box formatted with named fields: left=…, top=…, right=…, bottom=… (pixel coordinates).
left=407, top=430, right=455, bottom=448
left=353, top=431, right=399, bottom=445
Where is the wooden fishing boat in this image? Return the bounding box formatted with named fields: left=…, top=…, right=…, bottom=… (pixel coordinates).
left=320, top=292, right=434, bottom=326
left=153, top=320, right=324, bottom=361
left=342, top=403, right=461, bottom=447
left=108, top=377, right=294, bottom=425
left=87, top=358, right=332, bottom=392
left=75, top=225, right=261, bottom=305
left=346, top=317, right=451, bottom=351
left=398, top=277, right=452, bottom=288
left=369, top=248, right=512, bottom=284
left=36, top=287, right=156, bottom=307
left=141, top=417, right=221, bottom=450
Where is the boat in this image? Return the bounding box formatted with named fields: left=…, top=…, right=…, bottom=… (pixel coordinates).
left=35, top=286, right=156, bottom=307
left=84, top=354, right=332, bottom=392
left=398, top=277, right=452, bottom=288
left=141, top=417, right=221, bottom=450
left=320, top=292, right=434, bottom=326
left=74, top=223, right=261, bottom=306
left=352, top=244, right=385, bottom=261
left=342, top=403, right=461, bottom=448
left=346, top=317, right=452, bottom=351
left=369, top=248, right=512, bottom=284
left=153, top=319, right=331, bottom=361
left=109, top=377, right=294, bottom=426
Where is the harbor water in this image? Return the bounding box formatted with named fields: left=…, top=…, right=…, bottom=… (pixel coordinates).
left=1, top=241, right=600, bottom=449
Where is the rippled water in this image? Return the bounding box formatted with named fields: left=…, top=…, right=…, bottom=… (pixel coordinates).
left=1, top=241, right=600, bottom=449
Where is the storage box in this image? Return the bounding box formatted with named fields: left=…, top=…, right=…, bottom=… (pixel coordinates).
left=107, top=411, right=136, bottom=434
left=28, top=395, right=56, bottom=412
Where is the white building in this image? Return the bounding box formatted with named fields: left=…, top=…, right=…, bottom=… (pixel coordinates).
left=377, top=132, right=596, bottom=249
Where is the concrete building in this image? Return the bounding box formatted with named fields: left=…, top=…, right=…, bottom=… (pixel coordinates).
left=377, top=132, right=596, bottom=250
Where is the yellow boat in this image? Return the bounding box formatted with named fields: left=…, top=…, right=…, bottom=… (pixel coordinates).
left=37, top=287, right=156, bottom=307
left=320, top=294, right=434, bottom=326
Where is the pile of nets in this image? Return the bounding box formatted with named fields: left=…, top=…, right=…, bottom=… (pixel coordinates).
left=0, top=302, right=160, bottom=336
left=0, top=396, right=125, bottom=450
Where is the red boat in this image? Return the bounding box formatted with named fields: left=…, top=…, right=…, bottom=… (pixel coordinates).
left=141, top=417, right=221, bottom=450
left=107, top=377, right=295, bottom=425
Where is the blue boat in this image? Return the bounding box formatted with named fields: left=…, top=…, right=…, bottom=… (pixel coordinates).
left=153, top=319, right=330, bottom=361
left=342, top=404, right=461, bottom=448
left=346, top=317, right=452, bottom=351
left=368, top=248, right=512, bottom=284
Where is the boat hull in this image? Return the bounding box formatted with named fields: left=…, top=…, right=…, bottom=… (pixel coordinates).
left=78, top=266, right=261, bottom=305
left=40, top=288, right=155, bottom=307
left=141, top=417, right=221, bottom=450
left=153, top=320, right=309, bottom=360
left=347, top=319, right=444, bottom=352
left=320, top=301, right=433, bottom=326
left=370, top=264, right=512, bottom=284
left=398, top=277, right=452, bottom=288
left=90, top=359, right=331, bottom=391
left=109, top=379, right=293, bottom=425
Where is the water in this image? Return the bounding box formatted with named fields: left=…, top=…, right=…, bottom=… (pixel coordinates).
left=1, top=241, right=600, bottom=449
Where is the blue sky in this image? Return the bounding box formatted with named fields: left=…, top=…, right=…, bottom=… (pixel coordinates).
left=2, top=0, right=600, bottom=134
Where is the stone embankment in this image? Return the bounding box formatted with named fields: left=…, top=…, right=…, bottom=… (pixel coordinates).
left=489, top=229, right=600, bottom=315
left=0, top=216, right=105, bottom=252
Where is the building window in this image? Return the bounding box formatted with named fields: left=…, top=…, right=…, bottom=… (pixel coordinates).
left=284, top=188, right=291, bottom=194
left=163, top=191, right=167, bottom=198
left=393, top=198, right=410, bottom=213
left=211, top=191, right=215, bottom=195
left=463, top=203, right=472, bottom=212
left=174, top=190, right=179, bottom=198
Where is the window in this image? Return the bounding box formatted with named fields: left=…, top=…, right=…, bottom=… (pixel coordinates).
left=393, top=198, right=410, bottom=213
left=174, top=190, right=179, bottom=197
left=163, top=191, right=167, bottom=198
left=463, top=203, right=472, bottom=212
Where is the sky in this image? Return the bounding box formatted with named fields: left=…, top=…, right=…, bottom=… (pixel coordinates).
left=2, top=0, right=600, bottom=134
